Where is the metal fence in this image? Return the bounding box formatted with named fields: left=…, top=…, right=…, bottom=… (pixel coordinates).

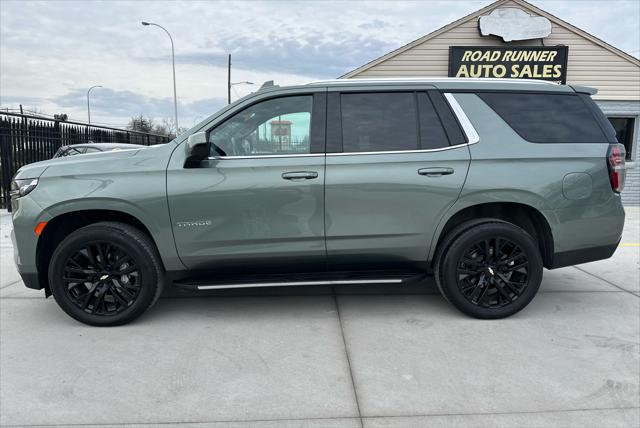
left=0, top=112, right=171, bottom=210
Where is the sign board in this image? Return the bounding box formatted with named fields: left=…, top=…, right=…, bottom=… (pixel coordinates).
left=448, top=46, right=568, bottom=84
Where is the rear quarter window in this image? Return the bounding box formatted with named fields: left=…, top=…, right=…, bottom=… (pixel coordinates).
left=478, top=92, right=608, bottom=143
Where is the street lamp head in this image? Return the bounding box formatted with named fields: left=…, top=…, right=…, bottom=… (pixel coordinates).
left=141, top=21, right=150, bottom=26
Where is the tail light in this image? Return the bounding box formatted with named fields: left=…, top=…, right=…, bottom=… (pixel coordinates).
left=607, top=144, right=626, bottom=193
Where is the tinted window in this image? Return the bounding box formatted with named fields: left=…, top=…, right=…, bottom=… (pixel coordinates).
left=341, top=93, right=418, bottom=152
left=479, top=93, right=607, bottom=143
left=210, top=96, right=312, bottom=156
left=417, top=93, right=449, bottom=149
left=428, top=91, right=467, bottom=146
left=578, top=93, right=617, bottom=143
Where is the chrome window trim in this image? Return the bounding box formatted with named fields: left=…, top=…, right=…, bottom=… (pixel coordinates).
left=443, top=92, right=480, bottom=145
left=208, top=153, right=323, bottom=160
left=325, top=142, right=474, bottom=157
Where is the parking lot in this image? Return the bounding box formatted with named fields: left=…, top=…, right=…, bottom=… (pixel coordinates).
left=0, top=209, right=638, bottom=428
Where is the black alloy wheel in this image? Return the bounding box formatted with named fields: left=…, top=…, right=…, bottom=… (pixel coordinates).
left=62, top=242, right=141, bottom=315
left=49, top=222, right=163, bottom=326
left=435, top=220, right=543, bottom=319
left=456, top=237, right=529, bottom=309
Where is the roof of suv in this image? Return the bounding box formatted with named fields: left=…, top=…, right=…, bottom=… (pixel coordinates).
left=302, top=77, right=588, bottom=94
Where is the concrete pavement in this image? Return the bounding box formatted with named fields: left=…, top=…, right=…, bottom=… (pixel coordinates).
left=0, top=209, right=638, bottom=427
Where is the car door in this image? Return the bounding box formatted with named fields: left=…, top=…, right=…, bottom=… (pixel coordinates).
left=167, top=92, right=327, bottom=273
left=324, top=89, right=473, bottom=271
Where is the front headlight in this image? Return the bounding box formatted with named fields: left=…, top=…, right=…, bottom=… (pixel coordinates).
left=10, top=178, right=39, bottom=198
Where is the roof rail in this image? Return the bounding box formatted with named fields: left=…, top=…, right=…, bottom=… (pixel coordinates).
left=307, top=77, right=559, bottom=86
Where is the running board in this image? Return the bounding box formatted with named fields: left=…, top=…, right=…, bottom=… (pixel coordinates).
left=173, top=272, right=424, bottom=291
left=196, top=278, right=403, bottom=290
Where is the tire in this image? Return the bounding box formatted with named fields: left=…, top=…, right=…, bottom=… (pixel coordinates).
left=49, top=222, right=164, bottom=326
left=435, top=220, right=543, bottom=319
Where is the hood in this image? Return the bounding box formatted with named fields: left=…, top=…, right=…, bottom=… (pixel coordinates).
left=13, top=148, right=142, bottom=180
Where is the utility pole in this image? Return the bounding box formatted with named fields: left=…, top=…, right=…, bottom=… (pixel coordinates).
left=227, top=54, right=231, bottom=105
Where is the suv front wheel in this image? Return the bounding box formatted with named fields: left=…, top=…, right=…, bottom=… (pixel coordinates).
left=49, top=222, right=164, bottom=326
left=435, top=220, right=543, bottom=319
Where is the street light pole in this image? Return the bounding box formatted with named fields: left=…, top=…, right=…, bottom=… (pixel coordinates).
left=142, top=21, right=179, bottom=131
left=86, top=85, right=102, bottom=124
left=227, top=54, right=231, bottom=105
left=229, top=81, right=254, bottom=103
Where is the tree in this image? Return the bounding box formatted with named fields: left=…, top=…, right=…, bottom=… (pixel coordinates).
left=127, top=115, right=155, bottom=134
left=157, top=118, right=187, bottom=139
left=128, top=115, right=186, bottom=139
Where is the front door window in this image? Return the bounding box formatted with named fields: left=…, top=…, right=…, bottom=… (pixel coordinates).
left=209, top=96, right=312, bottom=157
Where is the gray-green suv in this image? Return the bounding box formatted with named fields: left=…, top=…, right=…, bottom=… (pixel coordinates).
left=10, top=78, right=626, bottom=326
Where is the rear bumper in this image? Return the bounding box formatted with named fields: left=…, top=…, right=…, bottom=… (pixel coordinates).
left=549, top=239, right=620, bottom=269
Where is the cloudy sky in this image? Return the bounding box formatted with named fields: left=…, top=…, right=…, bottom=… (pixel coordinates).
left=1, top=0, right=639, bottom=128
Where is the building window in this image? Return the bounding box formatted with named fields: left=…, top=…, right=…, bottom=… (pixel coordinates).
left=608, top=117, right=635, bottom=161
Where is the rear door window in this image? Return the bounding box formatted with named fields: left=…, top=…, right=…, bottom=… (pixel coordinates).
left=478, top=92, right=608, bottom=143
left=417, top=93, right=452, bottom=149
left=341, top=92, right=418, bottom=152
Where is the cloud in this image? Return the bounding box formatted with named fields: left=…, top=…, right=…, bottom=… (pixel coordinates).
left=1, top=0, right=638, bottom=126
left=167, top=34, right=396, bottom=78
left=50, top=88, right=227, bottom=127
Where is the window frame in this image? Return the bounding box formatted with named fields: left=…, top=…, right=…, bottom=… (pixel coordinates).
left=327, top=90, right=469, bottom=155
left=205, top=92, right=326, bottom=159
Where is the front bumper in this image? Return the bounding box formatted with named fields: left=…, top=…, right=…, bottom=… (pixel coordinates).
left=11, top=228, right=43, bottom=290
left=10, top=193, right=50, bottom=291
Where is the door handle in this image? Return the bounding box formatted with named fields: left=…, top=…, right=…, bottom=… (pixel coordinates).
left=418, top=167, right=454, bottom=177
left=282, top=171, right=319, bottom=181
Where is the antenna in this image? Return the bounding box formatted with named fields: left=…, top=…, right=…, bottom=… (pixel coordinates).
left=259, top=80, right=277, bottom=90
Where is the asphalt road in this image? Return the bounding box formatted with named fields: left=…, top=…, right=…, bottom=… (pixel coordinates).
left=1, top=209, right=638, bottom=428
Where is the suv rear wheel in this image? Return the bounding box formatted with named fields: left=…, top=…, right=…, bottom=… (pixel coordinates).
left=49, top=222, right=164, bottom=326
left=435, top=220, right=543, bottom=319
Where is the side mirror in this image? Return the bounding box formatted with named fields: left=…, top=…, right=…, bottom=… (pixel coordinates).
left=185, top=131, right=209, bottom=165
